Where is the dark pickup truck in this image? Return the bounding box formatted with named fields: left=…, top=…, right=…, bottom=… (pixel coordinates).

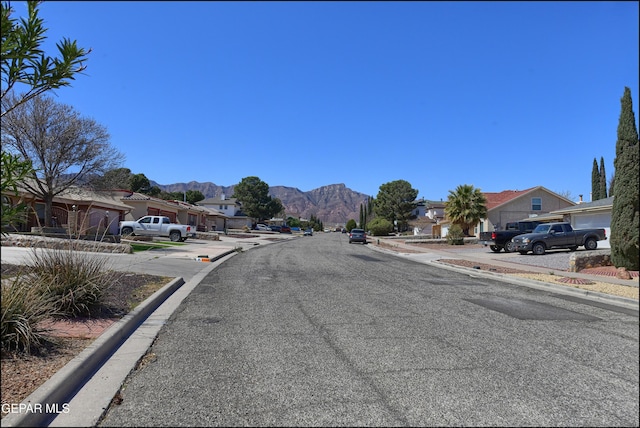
left=479, top=221, right=541, bottom=253
left=511, top=222, right=607, bottom=255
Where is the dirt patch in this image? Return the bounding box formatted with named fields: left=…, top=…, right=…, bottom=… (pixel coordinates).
left=436, top=258, right=533, bottom=274
left=1, top=265, right=172, bottom=417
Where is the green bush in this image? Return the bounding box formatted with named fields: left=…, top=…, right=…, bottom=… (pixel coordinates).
left=27, top=246, right=120, bottom=317
left=367, top=218, right=394, bottom=236
left=345, top=219, right=357, bottom=232
left=1, top=273, right=59, bottom=354
left=446, top=224, right=465, bottom=245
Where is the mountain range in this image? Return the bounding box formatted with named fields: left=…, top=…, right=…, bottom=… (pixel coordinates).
left=151, top=181, right=371, bottom=225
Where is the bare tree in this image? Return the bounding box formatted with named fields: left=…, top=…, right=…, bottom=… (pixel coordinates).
left=1, top=93, right=124, bottom=226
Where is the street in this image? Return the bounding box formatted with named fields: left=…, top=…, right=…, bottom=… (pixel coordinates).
left=100, top=232, right=639, bottom=426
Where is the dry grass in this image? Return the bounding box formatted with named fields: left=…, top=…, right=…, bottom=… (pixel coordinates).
left=1, top=266, right=170, bottom=418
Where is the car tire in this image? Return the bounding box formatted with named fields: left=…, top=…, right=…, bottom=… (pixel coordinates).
left=584, top=238, right=598, bottom=250
left=169, top=231, right=181, bottom=242
left=532, top=242, right=546, bottom=255
left=121, top=227, right=134, bottom=236
left=490, top=245, right=501, bottom=253
left=503, top=241, right=514, bottom=253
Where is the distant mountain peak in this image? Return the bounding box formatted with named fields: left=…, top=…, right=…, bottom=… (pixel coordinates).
left=151, top=180, right=370, bottom=224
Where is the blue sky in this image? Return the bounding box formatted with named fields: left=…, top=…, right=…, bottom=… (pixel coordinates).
left=13, top=1, right=639, bottom=202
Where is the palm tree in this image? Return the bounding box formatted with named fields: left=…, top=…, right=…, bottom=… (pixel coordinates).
left=444, top=184, right=488, bottom=236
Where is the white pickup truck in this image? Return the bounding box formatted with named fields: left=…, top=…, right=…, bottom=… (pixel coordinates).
left=118, top=216, right=196, bottom=242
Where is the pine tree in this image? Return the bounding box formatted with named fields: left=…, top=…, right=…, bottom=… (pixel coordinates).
left=599, top=157, right=607, bottom=199
left=610, top=87, right=639, bottom=270
left=591, top=158, right=601, bottom=201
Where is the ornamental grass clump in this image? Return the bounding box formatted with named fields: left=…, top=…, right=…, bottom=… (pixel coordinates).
left=446, top=224, right=465, bottom=245
left=26, top=245, right=118, bottom=318
left=1, top=273, right=59, bottom=354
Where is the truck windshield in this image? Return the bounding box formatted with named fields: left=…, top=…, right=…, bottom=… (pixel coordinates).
left=533, top=224, right=551, bottom=234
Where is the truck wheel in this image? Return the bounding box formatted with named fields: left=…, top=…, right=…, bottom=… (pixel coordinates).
left=490, top=245, right=501, bottom=252
left=121, top=227, right=134, bottom=236
left=503, top=241, right=514, bottom=253
left=169, top=231, right=181, bottom=242
left=584, top=238, right=598, bottom=250
left=532, top=242, right=546, bottom=255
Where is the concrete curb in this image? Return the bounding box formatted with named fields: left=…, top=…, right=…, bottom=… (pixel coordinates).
left=368, top=243, right=639, bottom=311
left=430, top=259, right=639, bottom=310
left=2, top=249, right=238, bottom=427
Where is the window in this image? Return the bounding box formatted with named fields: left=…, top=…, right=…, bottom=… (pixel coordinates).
left=532, top=197, right=542, bottom=211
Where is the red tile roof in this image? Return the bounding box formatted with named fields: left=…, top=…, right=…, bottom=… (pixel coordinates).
left=483, top=187, right=537, bottom=211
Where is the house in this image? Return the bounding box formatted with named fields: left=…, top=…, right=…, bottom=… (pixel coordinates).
left=479, top=186, right=575, bottom=234
left=197, top=194, right=252, bottom=230
left=413, top=199, right=446, bottom=221
left=120, top=191, right=229, bottom=232
left=433, top=186, right=574, bottom=238
left=540, top=196, right=614, bottom=248
left=410, top=199, right=446, bottom=236
left=2, top=185, right=132, bottom=235
left=2, top=184, right=229, bottom=235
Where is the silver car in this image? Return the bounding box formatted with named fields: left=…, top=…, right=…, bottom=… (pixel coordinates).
left=348, top=228, right=367, bottom=244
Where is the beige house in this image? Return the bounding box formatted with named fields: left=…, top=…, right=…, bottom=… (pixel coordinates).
left=436, top=186, right=575, bottom=237
left=197, top=195, right=252, bottom=230
left=478, top=186, right=575, bottom=234
left=542, top=196, right=614, bottom=248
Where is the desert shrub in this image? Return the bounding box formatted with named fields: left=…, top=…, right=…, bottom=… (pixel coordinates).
left=1, top=274, right=59, bottom=354
left=446, top=224, right=465, bottom=245
left=27, top=246, right=119, bottom=317
left=367, top=218, right=394, bottom=236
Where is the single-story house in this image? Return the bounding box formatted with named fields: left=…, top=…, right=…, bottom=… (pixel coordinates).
left=479, top=186, right=575, bottom=234
left=2, top=186, right=133, bottom=235
left=538, top=196, right=614, bottom=249
left=433, top=186, right=575, bottom=238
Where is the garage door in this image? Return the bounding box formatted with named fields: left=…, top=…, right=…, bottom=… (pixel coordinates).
left=573, top=212, right=611, bottom=248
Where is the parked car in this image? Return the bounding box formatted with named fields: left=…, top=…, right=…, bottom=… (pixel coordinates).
left=255, top=224, right=271, bottom=231
left=304, top=228, right=313, bottom=236
left=479, top=221, right=542, bottom=253
left=269, top=225, right=282, bottom=232
left=341, top=228, right=347, bottom=233
left=349, top=228, right=367, bottom=244
left=280, top=225, right=291, bottom=233
left=511, top=222, right=606, bottom=255
left=118, top=216, right=195, bottom=242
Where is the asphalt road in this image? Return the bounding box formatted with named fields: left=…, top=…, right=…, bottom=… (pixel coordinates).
left=99, top=232, right=639, bottom=427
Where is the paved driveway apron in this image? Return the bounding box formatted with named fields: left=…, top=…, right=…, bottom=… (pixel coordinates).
left=100, top=233, right=639, bottom=427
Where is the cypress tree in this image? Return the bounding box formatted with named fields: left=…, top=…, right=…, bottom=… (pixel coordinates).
left=599, top=157, right=607, bottom=199
left=610, top=87, right=639, bottom=270
left=591, top=158, right=600, bottom=200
